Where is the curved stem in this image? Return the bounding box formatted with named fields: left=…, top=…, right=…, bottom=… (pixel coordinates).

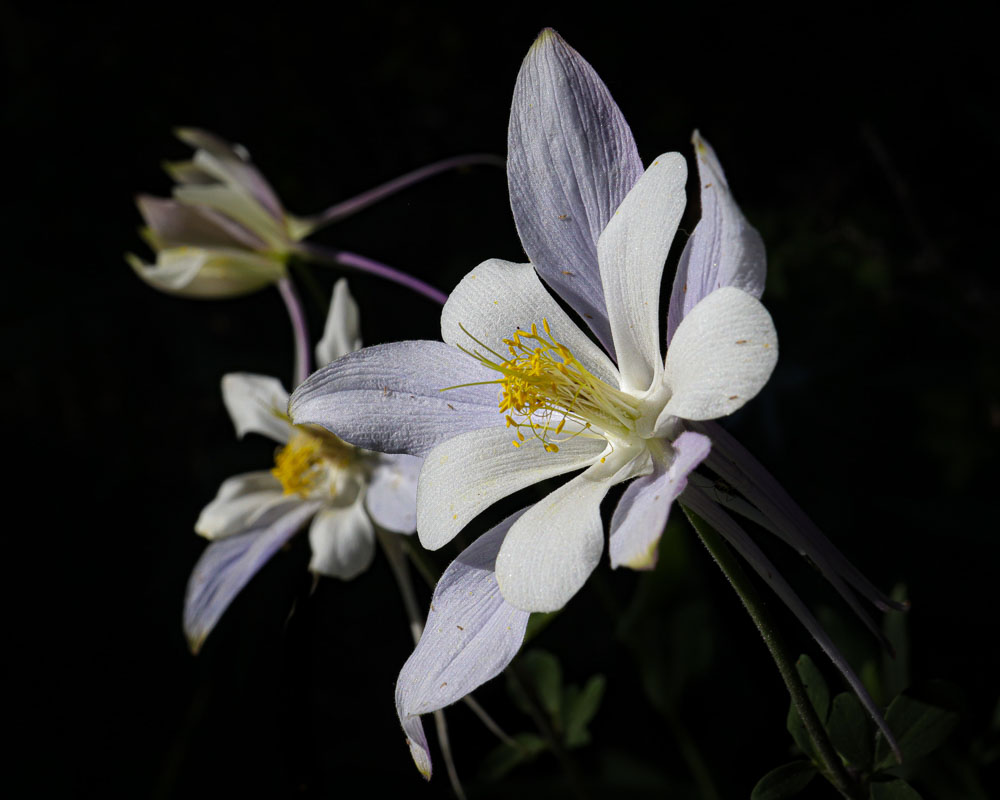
left=297, top=242, right=447, bottom=306
left=305, top=153, right=505, bottom=229
left=276, top=276, right=310, bottom=386
left=683, top=508, right=862, bottom=800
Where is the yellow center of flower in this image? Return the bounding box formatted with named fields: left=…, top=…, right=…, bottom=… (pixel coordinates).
left=272, top=428, right=355, bottom=497
left=452, top=319, right=640, bottom=451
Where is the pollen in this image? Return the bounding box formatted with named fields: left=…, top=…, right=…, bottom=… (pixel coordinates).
left=448, top=319, right=640, bottom=451
left=272, top=428, right=354, bottom=497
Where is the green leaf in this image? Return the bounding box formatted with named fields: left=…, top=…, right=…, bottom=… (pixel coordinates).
left=751, top=761, right=817, bottom=799
left=479, top=733, right=548, bottom=780
left=563, top=674, right=606, bottom=748
left=827, top=692, right=873, bottom=768
left=874, top=693, right=959, bottom=769
left=869, top=778, right=923, bottom=799
left=514, top=649, right=563, bottom=723
left=785, top=654, right=830, bottom=756
left=797, top=654, right=831, bottom=721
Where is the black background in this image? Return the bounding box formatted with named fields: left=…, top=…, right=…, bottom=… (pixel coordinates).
left=7, top=2, right=998, bottom=797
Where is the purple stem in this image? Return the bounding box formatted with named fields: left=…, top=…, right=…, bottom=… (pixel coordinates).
left=307, top=153, right=505, bottom=228
left=277, top=277, right=311, bottom=386
left=298, top=242, right=448, bottom=306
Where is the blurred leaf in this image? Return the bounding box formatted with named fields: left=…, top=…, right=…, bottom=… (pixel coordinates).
left=751, top=761, right=817, bottom=799
left=869, top=778, right=923, bottom=799
left=786, top=654, right=830, bottom=757
left=875, top=693, right=959, bottom=770
left=524, top=610, right=560, bottom=644
left=513, top=649, right=563, bottom=723
left=827, top=692, right=873, bottom=768
left=480, top=732, right=548, bottom=780
left=563, top=674, right=606, bottom=749
left=881, top=583, right=910, bottom=700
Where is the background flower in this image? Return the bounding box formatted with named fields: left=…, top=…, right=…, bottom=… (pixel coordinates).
left=128, top=128, right=307, bottom=297
left=184, top=280, right=421, bottom=652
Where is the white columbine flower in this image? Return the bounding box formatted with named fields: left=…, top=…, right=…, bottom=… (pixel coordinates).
left=291, top=37, right=776, bottom=616
left=184, top=280, right=421, bottom=652
left=291, top=29, right=902, bottom=776
left=128, top=128, right=314, bottom=298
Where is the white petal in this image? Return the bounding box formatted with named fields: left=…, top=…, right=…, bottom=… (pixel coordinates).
left=660, top=287, right=777, bottom=423
left=194, top=471, right=289, bottom=540
left=608, top=431, right=711, bottom=569
left=494, top=468, right=613, bottom=612
left=441, top=259, right=619, bottom=388
left=396, top=508, right=530, bottom=780
left=128, top=247, right=284, bottom=298
left=290, top=341, right=504, bottom=457
left=366, top=454, right=421, bottom=534
left=666, top=132, right=766, bottom=346
left=416, top=426, right=606, bottom=550
left=597, top=153, right=687, bottom=393
left=315, top=278, right=362, bottom=367
left=307, top=498, right=376, bottom=580
left=221, top=373, right=292, bottom=442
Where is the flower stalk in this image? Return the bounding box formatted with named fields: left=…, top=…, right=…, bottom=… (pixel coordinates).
left=276, top=276, right=311, bottom=387
left=296, top=242, right=447, bottom=306
left=683, top=507, right=862, bottom=800
left=302, top=153, right=505, bottom=229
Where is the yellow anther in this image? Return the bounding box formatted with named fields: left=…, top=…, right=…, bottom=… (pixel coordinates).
left=446, top=321, right=640, bottom=453
left=271, top=428, right=354, bottom=497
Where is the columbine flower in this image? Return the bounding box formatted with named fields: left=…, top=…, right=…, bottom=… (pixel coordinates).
left=291, top=29, right=902, bottom=774
left=184, top=279, right=421, bottom=652
left=128, top=128, right=312, bottom=298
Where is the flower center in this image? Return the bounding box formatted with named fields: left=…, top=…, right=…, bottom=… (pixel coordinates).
left=453, top=319, right=640, bottom=451
left=272, top=427, right=356, bottom=497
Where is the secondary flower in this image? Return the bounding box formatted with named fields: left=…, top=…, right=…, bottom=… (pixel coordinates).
left=129, top=128, right=499, bottom=302
left=128, top=128, right=311, bottom=297
left=291, top=29, right=902, bottom=775
left=184, top=279, right=421, bottom=652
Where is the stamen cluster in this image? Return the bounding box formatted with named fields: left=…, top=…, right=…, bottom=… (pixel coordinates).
left=272, top=428, right=355, bottom=497
left=457, top=320, right=640, bottom=451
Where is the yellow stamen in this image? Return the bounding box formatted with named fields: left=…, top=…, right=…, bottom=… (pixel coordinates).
left=447, top=320, right=640, bottom=451
left=272, top=428, right=354, bottom=497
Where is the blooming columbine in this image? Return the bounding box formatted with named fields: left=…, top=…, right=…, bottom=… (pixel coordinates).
left=128, top=128, right=314, bottom=298
left=184, top=279, right=421, bottom=652
left=291, top=29, right=902, bottom=775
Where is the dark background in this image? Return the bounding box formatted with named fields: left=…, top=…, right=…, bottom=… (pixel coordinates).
left=7, top=2, right=998, bottom=797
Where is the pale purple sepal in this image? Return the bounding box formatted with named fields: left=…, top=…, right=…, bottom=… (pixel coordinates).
left=395, top=509, right=531, bottom=778
left=366, top=454, right=422, bottom=534
left=289, top=340, right=504, bottom=457
left=609, top=431, right=711, bottom=570
left=679, top=486, right=901, bottom=762
left=136, top=195, right=265, bottom=250
left=183, top=500, right=321, bottom=654
left=693, top=420, right=905, bottom=626
left=508, top=28, right=643, bottom=355
left=175, top=127, right=286, bottom=223
left=666, top=133, right=767, bottom=346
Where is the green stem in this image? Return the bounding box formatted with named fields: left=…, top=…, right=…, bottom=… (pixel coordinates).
left=684, top=509, right=861, bottom=800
